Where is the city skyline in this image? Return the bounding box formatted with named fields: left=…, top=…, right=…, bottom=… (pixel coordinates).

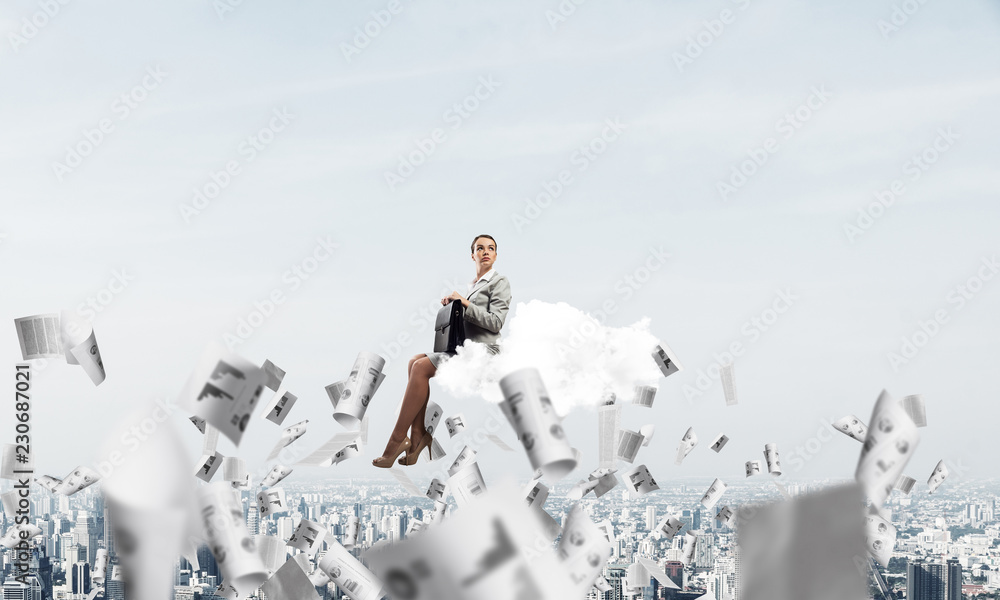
left=3, top=473, right=998, bottom=598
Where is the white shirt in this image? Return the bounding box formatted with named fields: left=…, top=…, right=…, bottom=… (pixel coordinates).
left=467, top=268, right=496, bottom=297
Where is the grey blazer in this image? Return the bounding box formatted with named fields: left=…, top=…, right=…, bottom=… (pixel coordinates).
left=464, top=273, right=512, bottom=352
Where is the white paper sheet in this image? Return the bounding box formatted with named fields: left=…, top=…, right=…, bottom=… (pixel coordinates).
left=855, top=390, right=920, bottom=508
left=498, top=368, right=577, bottom=480
left=178, top=346, right=266, bottom=446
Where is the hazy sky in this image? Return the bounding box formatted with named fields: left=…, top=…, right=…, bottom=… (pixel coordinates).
left=2, top=0, right=998, bottom=491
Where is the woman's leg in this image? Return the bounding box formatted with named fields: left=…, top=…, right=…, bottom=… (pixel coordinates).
left=378, top=355, right=436, bottom=457
left=407, top=355, right=429, bottom=441
left=410, top=395, right=428, bottom=442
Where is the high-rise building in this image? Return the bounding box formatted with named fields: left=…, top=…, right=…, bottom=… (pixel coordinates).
left=72, top=562, right=92, bottom=594
left=35, top=496, right=53, bottom=517
left=645, top=506, right=657, bottom=531
left=59, top=532, right=75, bottom=567
left=74, top=510, right=99, bottom=564
left=247, top=504, right=260, bottom=536
left=2, top=581, right=30, bottom=600
left=389, top=514, right=403, bottom=543
left=1, top=578, right=42, bottom=600
left=597, top=402, right=621, bottom=470
left=681, top=509, right=692, bottom=534
left=35, top=518, right=51, bottom=538
left=28, top=548, right=53, bottom=596
left=46, top=534, right=59, bottom=562
left=663, top=561, right=685, bottom=589
left=711, top=556, right=737, bottom=600
left=277, top=516, right=295, bottom=542
left=103, top=504, right=116, bottom=557
left=197, top=544, right=219, bottom=578
left=602, top=564, right=628, bottom=600
left=106, top=562, right=126, bottom=600
left=907, top=558, right=962, bottom=600
left=694, top=532, right=714, bottom=569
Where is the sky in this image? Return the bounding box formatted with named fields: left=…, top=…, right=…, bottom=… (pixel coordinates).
left=2, top=0, right=999, bottom=492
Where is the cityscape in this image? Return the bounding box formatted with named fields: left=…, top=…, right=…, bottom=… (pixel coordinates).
left=1, top=474, right=997, bottom=599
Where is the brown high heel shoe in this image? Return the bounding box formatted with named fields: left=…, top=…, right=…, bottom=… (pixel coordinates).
left=399, top=432, right=432, bottom=466
left=372, top=437, right=410, bottom=468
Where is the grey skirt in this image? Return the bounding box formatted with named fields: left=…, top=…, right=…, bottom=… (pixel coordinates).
left=427, top=343, right=499, bottom=370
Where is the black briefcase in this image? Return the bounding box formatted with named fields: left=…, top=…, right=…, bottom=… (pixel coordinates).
left=433, top=299, right=466, bottom=353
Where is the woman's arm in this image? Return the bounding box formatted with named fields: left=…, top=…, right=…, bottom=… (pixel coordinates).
left=463, top=276, right=511, bottom=334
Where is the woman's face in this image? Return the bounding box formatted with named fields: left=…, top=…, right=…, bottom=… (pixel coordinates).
left=472, top=237, right=496, bottom=269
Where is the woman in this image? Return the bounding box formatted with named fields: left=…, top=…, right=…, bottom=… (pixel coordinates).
left=372, top=234, right=512, bottom=468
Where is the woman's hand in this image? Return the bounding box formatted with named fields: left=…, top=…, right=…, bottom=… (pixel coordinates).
left=441, top=291, right=470, bottom=308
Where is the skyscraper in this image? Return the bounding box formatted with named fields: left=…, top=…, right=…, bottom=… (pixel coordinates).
left=247, top=504, right=260, bottom=536
left=663, top=561, right=685, bottom=589
left=197, top=544, right=219, bottom=578
left=694, top=532, right=714, bottom=569
left=907, top=558, right=962, bottom=600
left=2, top=581, right=30, bottom=600
left=106, top=562, right=126, bottom=600
left=103, top=504, right=116, bottom=557
left=645, top=506, right=657, bottom=531
left=597, top=401, right=621, bottom=470
left=28, top=548, right=53, bottom=596
left=276, top=516, right=295, bottom=542
left=74, top=511, right=99, bottom=564
left=2, top=578, right=42, bottom=600
left=602, top=564, right=628, bottom=600
left=59, top=532, right=75, bottom=568
left=72, top=562, right=92, bottom=594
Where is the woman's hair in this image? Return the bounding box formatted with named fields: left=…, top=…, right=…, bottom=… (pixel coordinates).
left=470, top=234, right=497, bottom=253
